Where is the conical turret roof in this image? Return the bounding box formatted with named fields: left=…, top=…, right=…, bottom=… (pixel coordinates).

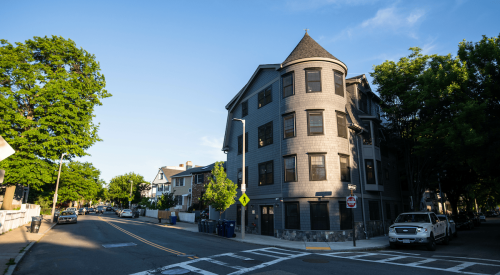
left=282, top=32, right=339, bottom=65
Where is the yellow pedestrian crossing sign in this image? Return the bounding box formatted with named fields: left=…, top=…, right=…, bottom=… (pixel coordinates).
left=239, top=193, right=250, bottom=206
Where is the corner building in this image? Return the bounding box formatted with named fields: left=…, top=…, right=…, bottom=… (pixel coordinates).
left=222, top=33, right=409, bottom=242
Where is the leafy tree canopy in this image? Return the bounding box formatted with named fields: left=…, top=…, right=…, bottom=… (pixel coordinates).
left=108, top=172, right=148, bottom=206
left=202, top=161, right=236, bottom=217
left=57, top=161, right=104, bottom=204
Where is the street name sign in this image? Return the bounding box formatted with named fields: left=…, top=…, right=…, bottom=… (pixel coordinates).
left=346, top=196, right=357, bottom=208
left=0, top=135, right=15, bottom=162
left=239, top=193, right=250, bottom=206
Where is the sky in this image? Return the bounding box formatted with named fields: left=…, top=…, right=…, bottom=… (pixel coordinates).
left=2, top=0, right=499, bottom=183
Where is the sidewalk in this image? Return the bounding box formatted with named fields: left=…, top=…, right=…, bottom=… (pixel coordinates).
left=136, top=216, right=389, bottom=251
left=0, top=216, right=55, bottom=275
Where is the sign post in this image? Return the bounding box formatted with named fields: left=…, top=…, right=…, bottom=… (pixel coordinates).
left=233, top=118, right=246, bottom=239
left=347, top=184, right=357, bottom=247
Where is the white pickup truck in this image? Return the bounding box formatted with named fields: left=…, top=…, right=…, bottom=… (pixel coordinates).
left=389, top=211, right=448, bottom=251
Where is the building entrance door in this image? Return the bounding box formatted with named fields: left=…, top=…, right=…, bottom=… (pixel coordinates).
left=261, top=205, right=274, bottom=236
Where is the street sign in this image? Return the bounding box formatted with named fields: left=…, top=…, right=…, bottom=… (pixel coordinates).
left=0, top=135, right=15, bottom=162
left=346, top=196, right=357, bottom=208
left=239, top=193, right=250, bottom=207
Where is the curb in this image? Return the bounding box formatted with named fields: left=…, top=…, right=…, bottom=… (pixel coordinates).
left=5, top=223, right=57, bottom=275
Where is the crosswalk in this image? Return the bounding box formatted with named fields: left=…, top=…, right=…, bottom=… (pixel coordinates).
left=130, top=247, right=310, bottom=275
left=130, top=248, right=500, bottom=275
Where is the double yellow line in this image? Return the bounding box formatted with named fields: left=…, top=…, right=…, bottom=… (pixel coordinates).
left=99, top=217, right=198, bottom=259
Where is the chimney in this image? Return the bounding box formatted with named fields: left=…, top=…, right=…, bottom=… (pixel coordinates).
left=186, top=161, right=193, bottom=170
left=179, top=164, right=184, bottom=167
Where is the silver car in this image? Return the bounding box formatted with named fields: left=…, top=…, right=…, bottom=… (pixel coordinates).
left=120, top=209, right=133, bottom=218
left=58, top=211, right=78, bottom=224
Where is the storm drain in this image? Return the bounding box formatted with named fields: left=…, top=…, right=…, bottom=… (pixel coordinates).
left=302, top=258, right=329, bottom=263
left=102, top=243, right=137, bottom=248
left=161, top=268, right=191, bottom=274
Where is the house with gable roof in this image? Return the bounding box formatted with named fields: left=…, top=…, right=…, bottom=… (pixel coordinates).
left=222, top=32, right=408, bottom=241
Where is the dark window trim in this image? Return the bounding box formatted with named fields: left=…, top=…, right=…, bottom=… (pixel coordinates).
left=308, top=153, right=327, bottom=181
left=307, top=110, right=324, bottom=136
left=258, top=86, right=273, bottom=109
left=241, top=100, right=248, bottom=117
left=282, top=72, right=294, bottom=98
left=336, top=111, right=348, bottom=139
left=305, top=68, right=322, bottom=93
left=283, top=113, right=296, bottom=139
left=285, top=201, right=301, bottom=229
left=258, top=121, right=273, bottom=148
left=333, top=70, right=345, bottom=97
left=283, top=155, right=297, bottom=183
left=258, top=160, right=274, bottom=186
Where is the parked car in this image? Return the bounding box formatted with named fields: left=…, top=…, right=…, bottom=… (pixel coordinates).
left=66, top=207, right=78, bottom=215
left=120, top=209, right=133, bottom=218
left=453, top=214, right=473, bottom=230
left=466, top=212, right=480, bottom=226
left=478, top=213, right=486, bottom=222
left=97, top=206, right=104, bottom=214
left=54, top=210, right=61, bottom=221
left=437, top=214, right=457, bottom=239
left=78, top=208, right=87, bottom=215
left=389, top=212, right=448, bottom=251
left=106, top=207, right=112, bottom=211
left=115, top=209, right=122, bottom=215
left=87, top=208, right=95, bottom=214
left=486, top=211, right=495, bottom=217
left=58, top=211, right=78, bottom=224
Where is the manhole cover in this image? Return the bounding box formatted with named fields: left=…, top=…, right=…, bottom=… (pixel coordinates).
left=161, top=268, right=190, bottom=274
left=302, top=258, right=329, bottom=263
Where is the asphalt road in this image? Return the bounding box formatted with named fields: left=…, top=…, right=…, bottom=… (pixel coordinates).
left=14, top=212, right=500, bottom=275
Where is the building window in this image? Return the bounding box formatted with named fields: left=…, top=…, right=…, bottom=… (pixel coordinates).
left=258, top=121, right=273, bottom=148
left=284, top=155, right=296, bottom=182
left=307, top=111, right=324, bottom=135
left=157, top=185, right=163, bottom=192
left=386, top=203, right=391, bottom=220
left=310, top=202, right=330, bottom=230
left=365, top=159, right=375, bottom=184
left=196, top=174, right=204, bottom=184
left=362, top=121, right=372, bottom=145
left=337, top=112, right=347, bottom=138
left=334, top=70, right=344, bottom=97
left=377, top=160, right=383, bottom=185
left=258, top=161, right=274, bottom=186
left=237, top=166, right=248, bottom=189
left=160, top=173, right=163, bottom=180
left=339, top=201, right=353, bottom=230
left=283, top=113, right=295, bottom=139
left=258, top=87, right=272, bottom=108
left=242, top=101, right=248, bottom=117
left=359, top=90, right=368, bottom=113
left=236, top=205, right=248, bottom=226
left=282, top=73, right=294, bottom=98
left=285, top=202, right=300, bottom=229
left=175, top=195, right=182, bottom=205
left=238, top=132, right=248, bottom=154
left=339, top=155, right=350, bottom=182
left=369, top=201, right=380, bottom=220
left=309, top=154, right=326, bottom=181
left=305, top=69, right=321, bottom=93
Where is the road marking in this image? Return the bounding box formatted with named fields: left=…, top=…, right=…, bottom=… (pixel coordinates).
left=306, top=247, right=331, bottom=250
left=102, top=243, right=137, bottom=248
left=446, top=262, right=476, bottom=271
left=99, top=217, right=185, bottom=256
left=376, top=256, right=407, bottom=262
left=380, top=251, right=421, bottom=256
left=405, top=258, right=437, bottom=266
left=433, top=255, right=500, bottom=263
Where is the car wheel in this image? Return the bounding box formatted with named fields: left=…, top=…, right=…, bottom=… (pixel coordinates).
left=448, top=230, right=453, bottom=241
left=390, top=242, right=398, bottom=249
left=426, top=234, right=437, bottom=251
left=442, top=233, right=450, bottom=245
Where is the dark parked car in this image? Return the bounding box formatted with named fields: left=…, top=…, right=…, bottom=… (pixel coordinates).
left=454, top=215, right=473, bottom=230
left=78, top=208, right=87, bottom=215
left=97, top=206, right=105, bottom=213
left=466, top=212, right=480, bottom=226
left=88, top=208, right=95, bottom=214
left=106, top=207, right=112, bottom=211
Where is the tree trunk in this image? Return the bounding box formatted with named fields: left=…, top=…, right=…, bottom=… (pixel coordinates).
left=1, top=185, right=16, bottom=210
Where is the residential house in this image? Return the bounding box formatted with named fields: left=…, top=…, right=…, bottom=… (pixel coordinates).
left=222, top=32, right=408, bottom=241
left=170, top=161, right=199, bottom=211
left=150, top=161, right=193, bottom=201
left=190, top=162, right=227, bottom=211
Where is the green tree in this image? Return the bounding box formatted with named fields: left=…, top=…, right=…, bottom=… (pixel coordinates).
left=57, top=162, right=103, bottom=207
left=0, top=36, right=111, bottom=209
left=201, top=161, right=236, bottom=218
left=158, top=190, right=176, bottom=210
left=108, top=172, right=148, bottom=206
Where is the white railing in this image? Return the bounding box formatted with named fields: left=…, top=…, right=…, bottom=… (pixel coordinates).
left=0, top=204, right=40, bottom=233
left=145, top=209, right=158, bottom=218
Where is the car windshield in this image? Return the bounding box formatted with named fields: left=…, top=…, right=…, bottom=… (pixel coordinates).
left=437, top=215, right=447, bottom=221
left=61, top=212, right=74, bottom=216
left=394, top=214, right=430, bottom=223
left=123, top=209, right=132, bottom=212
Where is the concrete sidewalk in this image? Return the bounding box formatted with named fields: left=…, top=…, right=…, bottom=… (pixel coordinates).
left=0, top=216, right=56, bottom=275
left=136, top=216, right=389, bottom=251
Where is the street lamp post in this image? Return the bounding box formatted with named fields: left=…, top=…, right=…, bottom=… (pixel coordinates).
left=129, top=180, right=133, bottom=209
left=51, top=153, right=67, bottom=223
left=233, top=118, right=246, bottom=239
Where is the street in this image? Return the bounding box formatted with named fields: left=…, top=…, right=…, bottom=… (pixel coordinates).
left=14, top=213, right=500, bottom=275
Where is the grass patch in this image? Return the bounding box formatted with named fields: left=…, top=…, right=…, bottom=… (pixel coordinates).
left=3, top=266, right=9, bottom=275
left=6, top=258, right=15, bottom=265
left=19, top=243, right=29, bottom=253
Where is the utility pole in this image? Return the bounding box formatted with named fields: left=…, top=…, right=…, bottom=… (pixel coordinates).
left=129, top=180, right=133, bottom=209
left=51, top=153, right=67, bottom=223
left=233, top=118, right=246, bottom=239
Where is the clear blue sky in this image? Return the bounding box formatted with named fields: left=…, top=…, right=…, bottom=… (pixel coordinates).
left=2, top=0, right=499, bottom=183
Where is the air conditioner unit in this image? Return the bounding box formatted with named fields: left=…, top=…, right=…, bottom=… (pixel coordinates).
left=188, top=188, right=192, bottom=193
